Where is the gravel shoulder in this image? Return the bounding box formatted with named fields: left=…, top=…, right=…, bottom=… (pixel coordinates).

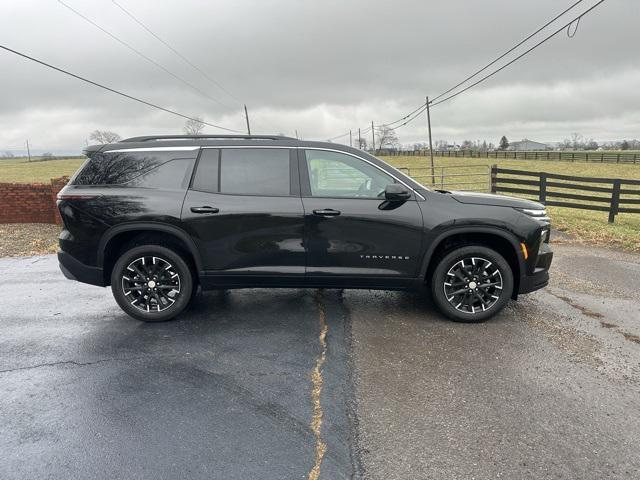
left=0, top=224, right=59, bottom=257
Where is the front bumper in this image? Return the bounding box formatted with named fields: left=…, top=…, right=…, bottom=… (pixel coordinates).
left=518, top=243, right=553, bottom=294
left=58, top=251, right=106, bottom=287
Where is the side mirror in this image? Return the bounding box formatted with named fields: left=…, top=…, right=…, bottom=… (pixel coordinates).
left=384, top=184, right=411, bottom=201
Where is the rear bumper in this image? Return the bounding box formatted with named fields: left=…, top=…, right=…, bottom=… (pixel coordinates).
left=518, top=244, right=553, bottom=294
left=58, top=251, right=106, bottom=287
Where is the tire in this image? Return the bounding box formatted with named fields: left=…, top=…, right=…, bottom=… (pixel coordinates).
left=110, top=245, right=194, bottom=322
left=431, top=245, right=514, bottom=323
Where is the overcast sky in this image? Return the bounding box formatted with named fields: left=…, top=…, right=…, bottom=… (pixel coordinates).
left=0, top=0, right=638, bottom=153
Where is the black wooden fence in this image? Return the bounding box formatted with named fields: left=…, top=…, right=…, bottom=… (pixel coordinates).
left=490, top=166, right=640, bottom=223
left=376, top=149, right=640, bottom=164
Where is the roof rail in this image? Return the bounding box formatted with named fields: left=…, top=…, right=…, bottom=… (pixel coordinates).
left=121, top=134, right=296, bottom=142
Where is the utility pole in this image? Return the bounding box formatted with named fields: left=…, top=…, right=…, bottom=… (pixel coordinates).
left=295, top=129, right=299, bottom=139
left=26, top=139, right=31, bottom=162
left=349, top=130, right=352, bottom=147
left=358, top=128, right=361, bottom=149
left=244, top=105, right=251, bottom=135
left=426, top=96, right=435, bottom=185
left=371, top=121, right=375, bottom=153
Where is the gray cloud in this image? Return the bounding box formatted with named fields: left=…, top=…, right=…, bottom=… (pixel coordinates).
left=0, top=0, right=638, bottom=152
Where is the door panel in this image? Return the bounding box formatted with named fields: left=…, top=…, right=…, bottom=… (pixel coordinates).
left=183, top=190, right=305, bottom=275
left=302, top=197, right=423, bottom=282
left=181, top=147, right=305, bottom=287
left=300, top=149, right=424, bottom=286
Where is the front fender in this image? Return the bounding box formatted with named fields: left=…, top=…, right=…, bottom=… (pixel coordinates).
left=418, top=225, right=526, bottom=280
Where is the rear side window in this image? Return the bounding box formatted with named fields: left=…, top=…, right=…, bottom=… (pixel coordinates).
left=72, top=151, right=196, bottom=189
left=192, top=148, right=291, bottom=196
left=191, top=149, right=219, bottom=193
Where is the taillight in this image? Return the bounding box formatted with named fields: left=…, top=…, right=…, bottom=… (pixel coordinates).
left=57, top=193, right=101, bottom=201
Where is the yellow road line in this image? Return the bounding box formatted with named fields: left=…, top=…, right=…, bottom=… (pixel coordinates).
left=308, top=291, right=328, bottom=480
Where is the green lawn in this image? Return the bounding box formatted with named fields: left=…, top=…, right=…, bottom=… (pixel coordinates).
left=381, top=155, right=640, bottom=253
left=0, top=157, right=85, bottom=183
left=381, top=154, right=640, bottom=180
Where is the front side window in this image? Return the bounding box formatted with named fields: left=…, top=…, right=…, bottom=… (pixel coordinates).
left=192, top=148, right=291, bottom=196
left=304, top=150, right=395, bottom=198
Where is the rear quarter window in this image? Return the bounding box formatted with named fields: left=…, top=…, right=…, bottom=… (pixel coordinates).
left=72, top=151, right=196, bottom=189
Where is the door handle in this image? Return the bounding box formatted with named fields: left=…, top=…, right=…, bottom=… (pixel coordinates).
left=313, top=208, right=341, bottom=217
left=191, top=206, right=219, bottom=214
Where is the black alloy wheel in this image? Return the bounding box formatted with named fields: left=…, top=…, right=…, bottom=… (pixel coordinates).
left=121, top=256, right=181, bottom=313
left=111, top=245, right=193, bottom=322
left=444, top=257, right=503, bottom=314
left=431, top=245, right=514, bottom=322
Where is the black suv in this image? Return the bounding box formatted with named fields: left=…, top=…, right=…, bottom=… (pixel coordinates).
left=57, top=135, right=552, bottom=322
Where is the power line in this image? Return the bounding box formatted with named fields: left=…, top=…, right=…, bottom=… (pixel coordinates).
left=324, top=0, right=605, bottom=143
left=0, top=44, right=243, bottom=133
left=327, top=131, right=350, bottom=141
left=376, top=0, right=605, bottom=135
left=111, top=0, right=243, bottom=107
left=326, top=103, right=423, bottom=142
left=327, top=125, right=372, bottom=142
left=567, top=16, right=582, bottom=37
left=380, top=101, right=428, bottom=127
left=430, top=0, right=586, bottom=103
left=430, top=0, right=606, bottom=108
left=327, top=102, right=427, bottom=142
left=388, top=104, right=429, bottom=131
left=57, top=0, right=234, bottom=110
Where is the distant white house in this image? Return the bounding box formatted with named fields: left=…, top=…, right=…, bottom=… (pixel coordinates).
left=508, top=139, right=549, bottom=151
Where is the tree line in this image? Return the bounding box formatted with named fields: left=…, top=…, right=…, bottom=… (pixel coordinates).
left=50, top=125, right=640, bottom=154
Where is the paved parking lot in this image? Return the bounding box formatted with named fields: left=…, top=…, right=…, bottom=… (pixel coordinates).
left=1, top=244, right=639, bottom=479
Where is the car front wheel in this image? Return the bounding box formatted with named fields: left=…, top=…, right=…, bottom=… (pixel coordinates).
left=431, top=245, right=514, bottom=322
left=110, top=245, right=194, bottom=322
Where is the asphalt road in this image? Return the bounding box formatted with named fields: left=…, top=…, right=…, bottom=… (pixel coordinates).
left=1, top=244, right=639, bottom=479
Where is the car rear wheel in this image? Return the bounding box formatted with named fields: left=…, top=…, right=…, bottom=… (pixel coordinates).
left=111, top=245, right=193, bottom=322
left=431, top=245, right=514, bottom=322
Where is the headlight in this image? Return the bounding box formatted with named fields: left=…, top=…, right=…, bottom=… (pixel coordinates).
left=515, top=208, right=550, bottom=222
left=539, top=229, right=550, bottom=249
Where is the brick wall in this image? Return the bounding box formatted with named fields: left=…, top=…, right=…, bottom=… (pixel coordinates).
left=0, top=177, right=69, bottom=225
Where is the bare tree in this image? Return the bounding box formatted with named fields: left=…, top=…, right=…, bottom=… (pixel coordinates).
left=374, top=125, right=399, bottom=152
left=570, top=132, right=584, bottom=150
left=356, top=137, right=368, bottom=150
left=183, top=117, right=205, bottom=135
left=461, top=139, right=474, bottom=150
left=585, top=139, right=599, bottom=150
left=435, top=139, right=448, bottom=150
left=89, top=130, right=122, bottom=144
left=560, top=138, right=572, bottom=150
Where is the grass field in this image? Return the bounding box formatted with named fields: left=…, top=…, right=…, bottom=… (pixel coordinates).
left=0, top=157, right=84, bottom=183
left=383, top=155, right=640, bottom=253
left=1, top=154, right=638, bottom=252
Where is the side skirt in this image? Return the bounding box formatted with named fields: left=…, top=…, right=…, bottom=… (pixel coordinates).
left=200, top=273, right=418, bottom=291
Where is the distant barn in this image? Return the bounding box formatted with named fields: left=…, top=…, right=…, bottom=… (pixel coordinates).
left=508, top=139, right=549, bottom=151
